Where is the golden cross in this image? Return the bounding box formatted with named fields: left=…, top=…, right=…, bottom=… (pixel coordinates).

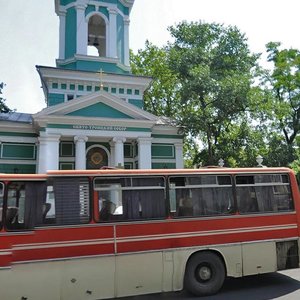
left=98, top=68, right=104, bottom=90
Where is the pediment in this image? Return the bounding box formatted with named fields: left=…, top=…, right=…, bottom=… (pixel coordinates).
left=67, top=102, right=133, bottom=119
left=33, top=90, right=158, bottom=122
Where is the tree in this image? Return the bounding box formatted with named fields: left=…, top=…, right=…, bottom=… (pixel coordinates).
left=215, top=120, right=269, bottom=167
left=261, top=42, right=300, bottom=163
left=0, top=82, right=11, bottom=113
left=290, top=158, right=300, bottom=184
left=130, top=40, right=180, bottom=118
left=167, top=21, right=259, bottom=165
left=131, top=23, right=300, bottom=168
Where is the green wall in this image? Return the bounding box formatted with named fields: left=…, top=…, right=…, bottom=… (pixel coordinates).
left=128, top=99, right=143, bottom=109
left=67, top=102, right=134, bottom=118
left=152, top=163, right=176, bottom=169
left=48, top=93, right=65, bottom=106
left=0, top=164, right=36, bottom=174
left=152, top=144, right=175, bottom=159
left=1, top=144, right=36, bottom=160
left=65, top=7, right=77, bottom=59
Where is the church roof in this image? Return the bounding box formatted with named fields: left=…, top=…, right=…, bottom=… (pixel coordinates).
left=0, top=112, right=32, bottom=123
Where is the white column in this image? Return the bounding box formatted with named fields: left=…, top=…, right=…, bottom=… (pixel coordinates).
left=123, top=16, right=130, bottom=66
left=74, top=136, right=88, bottom=170
left=58, top=11, right=66, bottom=59
left=35, top=141, right=39, bottom=173
left=113, top=137, right=126, bottom=167
left=108, top=7, right=118, bottom=58
left=76, top=4, right=88, bottom=55
left=175, top=142, right=184, bottom=169
left=37, top=134, right=61, bottom=173
left=109, top=140, right=115, bottom=167
left=37, top=138, right=46, bottom=174
left=138, top=137, right=152, bottom=169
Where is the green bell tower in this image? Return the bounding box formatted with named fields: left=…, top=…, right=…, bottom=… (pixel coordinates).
left=55, top=0, right=134, bottom=73
left=0, top=0, right=184, bottom=174
left=37, top=0, right=152, bottom=109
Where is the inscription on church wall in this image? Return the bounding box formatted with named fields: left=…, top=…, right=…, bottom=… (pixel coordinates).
left=72, top=125, right=127, bottom=131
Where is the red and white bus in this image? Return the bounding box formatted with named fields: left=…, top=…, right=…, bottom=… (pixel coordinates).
left=0, top=167, right=299, bottom=299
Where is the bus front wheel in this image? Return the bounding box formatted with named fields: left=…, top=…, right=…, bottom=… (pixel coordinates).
left=184, top=252, right=225, bottom=296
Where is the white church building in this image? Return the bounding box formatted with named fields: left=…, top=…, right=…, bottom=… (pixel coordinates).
left=0, top=0, right=184, bottom=173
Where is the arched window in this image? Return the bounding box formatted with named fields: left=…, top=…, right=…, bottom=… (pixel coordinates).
left=87, top=14, right=106, bottom=57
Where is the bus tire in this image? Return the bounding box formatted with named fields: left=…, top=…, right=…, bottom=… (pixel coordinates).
left=184, top=251, right=225, bottom=296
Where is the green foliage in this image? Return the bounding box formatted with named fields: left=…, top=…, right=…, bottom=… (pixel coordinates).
left=216, top=121, right=268, bottom=167
left=290, top=159, right=300, bottom=184
left=250, top=42, right=300, bottom=167
left=130, top=41, right=180, bottom=118
left=0, top=82, right=11, bottom=113
left=130, top=23, right=300, bottom=169
left=168, top=21, right=259, bottom=165
left=265, top=42, right=300, bottom=146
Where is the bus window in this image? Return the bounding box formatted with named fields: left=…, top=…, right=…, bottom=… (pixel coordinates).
left=94, top=176, right=166, bottom=221
left=42, top=185, right=56, bottom=222
left=236, top=174, right=294, bottom=214
left=0, top=182, right=4, bottom=228
left=5, top=181, right=47, bottom=230
left=6, top=182, right=25, bottom=230
left=39, top=177, right=90, bottom=226
left=169, top=175, right=233, bottom=217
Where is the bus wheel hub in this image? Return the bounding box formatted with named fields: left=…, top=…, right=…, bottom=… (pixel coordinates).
left=198, top=266, right=212, bottom=281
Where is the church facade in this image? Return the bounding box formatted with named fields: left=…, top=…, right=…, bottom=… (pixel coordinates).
left=0, top=0, right=184, bottom=173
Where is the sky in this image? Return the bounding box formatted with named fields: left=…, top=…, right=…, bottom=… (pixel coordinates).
left=1, top=0, right=300, bottom=114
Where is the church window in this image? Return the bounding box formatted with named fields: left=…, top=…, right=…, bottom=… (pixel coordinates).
left=87, top=14, right=106, bottom=57
left=59, top=163, right=74, bottom=170
left=67, top=94, right=74, bottom=101
left=60, top=142, right=74, bottom=157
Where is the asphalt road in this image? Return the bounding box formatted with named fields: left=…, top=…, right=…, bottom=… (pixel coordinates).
left=122, top=269, right=300, bottom=300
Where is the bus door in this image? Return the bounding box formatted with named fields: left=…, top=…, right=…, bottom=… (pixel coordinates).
left=0, top=181, right=47, bottom=260
left=93, top=176, right=167, bottom=298
left=43, top=177, right=116, bottom=300
left=0, top=181, right=12, bottom=271
left=0, top=182, right=3, bottom=228
left=0, top=180, right=48, bottom=300
left=236, top=173, right=299, bottom=275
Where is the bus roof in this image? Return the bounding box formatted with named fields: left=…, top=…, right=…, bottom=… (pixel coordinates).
left=0, top=173, right=47, bottom=180
left=0, top=167, right=293, bottom=179
left=46, top=167, right=293, bottom=177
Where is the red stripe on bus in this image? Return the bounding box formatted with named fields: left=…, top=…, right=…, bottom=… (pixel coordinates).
left=8, top=227, right=298, bottom=264
left=4, top=225, right=114, bottom=245
left=13, top=243, right=115, bottom=262
left=116, top=214, right=298, bottom=238
left=117, top=228, right=298, bottom=253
